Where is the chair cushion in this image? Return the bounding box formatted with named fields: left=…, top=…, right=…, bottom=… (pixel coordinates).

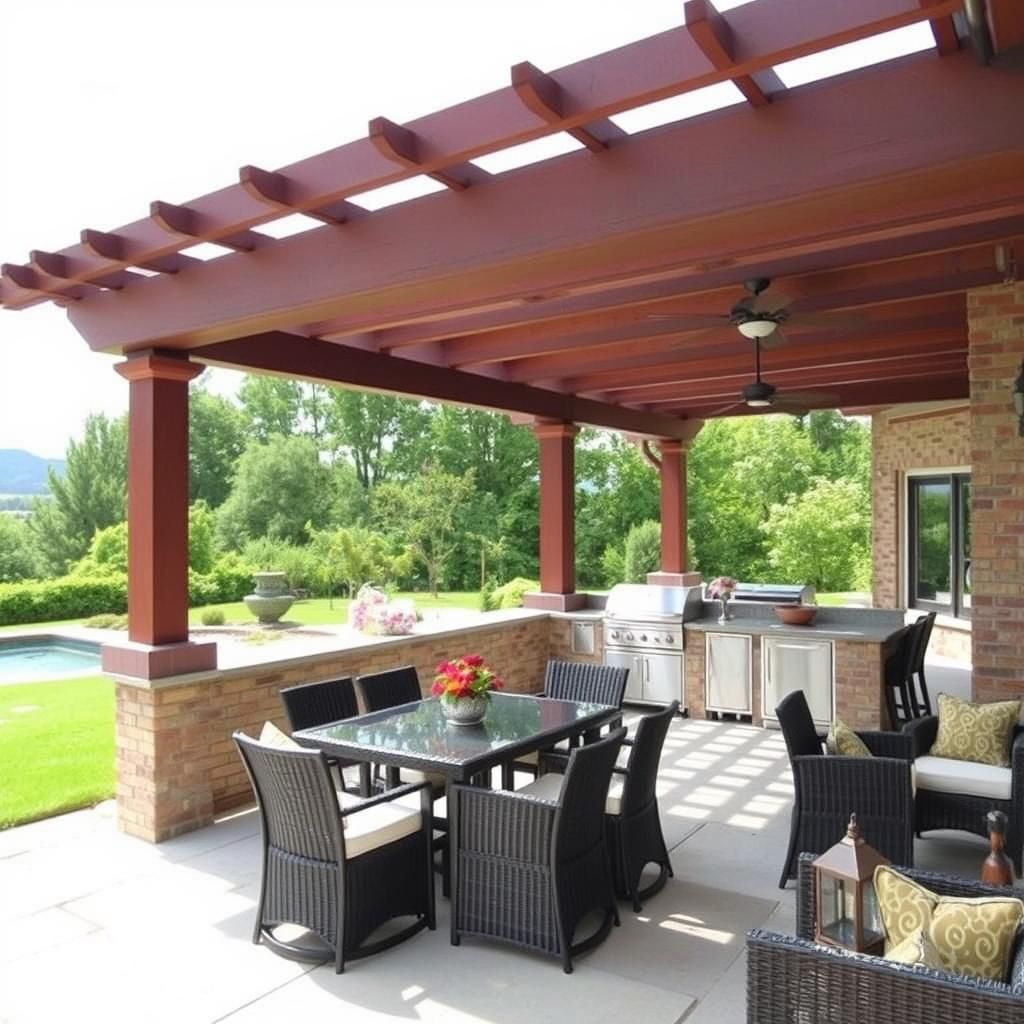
left=914, top=755, right=1012, bottom=800
left=259, top=720, right=301, bottom=750
left=337, top=790, right=423, bottom=859
left=518, top=771, right=625, bottom=816
left=884, top=928, right=945, bottom=971
left=875, top=865, right=1024, bottom=981
left=826, top=718, right=872, bottom=758
left=399, top=768, right=448, bottom=791
left=930, top=692, right=1020, bottom=768
left=515, top=750, right=540, bottom=765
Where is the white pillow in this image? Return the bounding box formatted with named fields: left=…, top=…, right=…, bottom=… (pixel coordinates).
left=259, top=720, right=301, bottom=750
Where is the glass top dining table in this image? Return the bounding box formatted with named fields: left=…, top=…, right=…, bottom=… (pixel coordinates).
left=292, top=692, right=617, bottom=784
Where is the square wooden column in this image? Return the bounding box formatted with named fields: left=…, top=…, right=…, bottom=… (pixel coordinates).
left=647, top=434, right=703, bottom=588
left=101, top=352, right=217, bottom=680
left=524, top=421, right=585, bottom=612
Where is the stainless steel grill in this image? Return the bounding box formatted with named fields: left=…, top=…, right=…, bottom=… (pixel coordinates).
left=603, top=584, right=703, bottom=709
left=725, top=582, right=815, bottom=605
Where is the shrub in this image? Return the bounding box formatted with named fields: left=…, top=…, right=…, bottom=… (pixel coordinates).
left=491, top=577, right=538, bottom=610
left=0, top=575, right=127, bottom=626
left=188, top=553, right=254, bottom=607
left=84, top=612, right=128, bottom=630
left=479, top=577, right=497, bottom=612
left=600, top=542, right=626, bottom=588
left=241, top=538, right=318, bottom=593
left=200, top=608, right=226, bottom=626
left=623, top=520, right=661, bottom=583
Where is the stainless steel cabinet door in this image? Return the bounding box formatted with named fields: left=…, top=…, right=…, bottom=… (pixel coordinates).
left=642, top=653, right=683, bottom=705
left=705, top=632, right=752, bottom=713
left=762, top=637, right=834, bottom=726
left=605, top=649, right=643, bottom=702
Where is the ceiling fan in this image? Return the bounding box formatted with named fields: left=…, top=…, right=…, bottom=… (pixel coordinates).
left=706, top=336, right=840, bottom=417
left=645, top=277, right=864, bottom=348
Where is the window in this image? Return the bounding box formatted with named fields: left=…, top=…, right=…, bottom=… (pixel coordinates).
left=908, top=473, right=971, bottom=618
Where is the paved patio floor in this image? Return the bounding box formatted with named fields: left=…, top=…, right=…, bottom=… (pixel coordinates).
left=1, top=673, right=1012, bottom=1024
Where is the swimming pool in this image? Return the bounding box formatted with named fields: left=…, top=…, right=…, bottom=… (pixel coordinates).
left=0, top=638, right=102, bottom=684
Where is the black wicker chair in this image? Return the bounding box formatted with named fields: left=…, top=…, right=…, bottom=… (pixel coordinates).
left=746, top=854, right=1024, bottom=1023
left=450, top=727, right=627, bottom=973
left=776, top=689, right=914, bottom=888
left=280, top=677, right=364, bottom=793
left=907, top=612, right=936, bottom=717
left=882, top=623, right=918, bottom=729
left=233, top=731, right=435, bottom=973
left=504, top=660, right=629, bottom=787
left=356, top=665, right=422, bottom=712
left=905, top=713, right=1024, bottom=874
left=542, top=699, right=678, bottom=910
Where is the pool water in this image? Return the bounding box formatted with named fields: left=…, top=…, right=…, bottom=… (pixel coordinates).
left=0, top=639, right=102, bottom=683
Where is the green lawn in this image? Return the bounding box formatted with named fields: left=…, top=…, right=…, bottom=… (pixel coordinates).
left=0, top=675, right=114, bottom=829
left=816, top=592, right=871, bottom=607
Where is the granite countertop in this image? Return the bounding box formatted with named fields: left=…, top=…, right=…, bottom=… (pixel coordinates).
left=684, top=606, right=906, bottom=644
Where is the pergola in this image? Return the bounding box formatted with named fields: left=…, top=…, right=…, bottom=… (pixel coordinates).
left=3, top=0, right=1023, bottom=679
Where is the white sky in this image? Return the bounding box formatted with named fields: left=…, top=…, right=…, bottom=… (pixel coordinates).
left=0, top=0, right=932, bottom=457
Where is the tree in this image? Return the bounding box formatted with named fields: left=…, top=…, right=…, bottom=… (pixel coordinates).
left=308, top=525, right=411, bottom=604
left=0, top=516, right=40, bottom=582
left=29, top=413, right=127, bottom=575
left=372, top=465, right=476, bottom=595
left=238, top=376, right=302, bottom=441
left=216, top=436, right=332, bottom=548
left=188, top=501, right=217, bottom=574
left=327, top=390, right=421, bottom=488
left=623, top=519, right=661, bottom=582
left=189, top=385, right=246, bottom=507
left=762, top=477, right=870, bottom=592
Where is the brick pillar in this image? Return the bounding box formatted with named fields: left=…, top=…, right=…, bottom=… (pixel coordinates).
left=967, top=282, right=1024, bottom=702
left=523, top=421, right=584, bottom=612
left=101, top=352, right=216, bottom=680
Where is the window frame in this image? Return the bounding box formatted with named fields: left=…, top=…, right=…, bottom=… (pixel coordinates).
left=907, top=471, right=971, bottom=619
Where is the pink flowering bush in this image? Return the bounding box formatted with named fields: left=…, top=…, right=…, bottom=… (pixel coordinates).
left=349, top=585, right=416, bottom=636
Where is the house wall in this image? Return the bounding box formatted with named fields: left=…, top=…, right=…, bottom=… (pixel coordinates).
left=870, top=403, right=972, bottom=662
left=967, top=282, right=1024, bottom=703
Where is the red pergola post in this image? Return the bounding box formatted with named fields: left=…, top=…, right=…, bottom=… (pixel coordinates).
left=101, top=351, right=217, bottom=679
left=647, top=435, right=703, bottom=588
left=524, top=421, right=585, bottom=612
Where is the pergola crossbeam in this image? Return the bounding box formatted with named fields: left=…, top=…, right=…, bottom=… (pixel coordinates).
left=79, top=229, right=199, bottom=274
left=684, top=0, right=770, bottom=107
left=510, top=62, right=616, bottom=151
left=29, top=250, right=140, bottom=291
left=368, top=117, right=471, bottom=192
left=239, top=165, right=362, bottom=225
left=149, top=201, right=269, bottom=253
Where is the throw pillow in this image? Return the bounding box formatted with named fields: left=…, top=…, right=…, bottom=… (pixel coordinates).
left=259, top=720, right=301, bottom=750
left=875, top=865, right=1024, bottom=982
left=929, top=693, right=1021, bottom=768
left=826, top=718, right=872, bottom=757
left=884, top=928, right=945, bottom=970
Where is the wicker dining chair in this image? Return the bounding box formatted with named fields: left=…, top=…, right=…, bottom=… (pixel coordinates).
left=233, top=732, right=435, bottom=973
left=541, top=700, right=679, bottom=911
left=450, top=727, right=627, bottom=973
left=503, top=660, right=629, bottom=787
left=356, top=665, right=422, bottom=712
left=776, top=689, right=915, bottom=887
left=279, top=677, right=363, bottom=792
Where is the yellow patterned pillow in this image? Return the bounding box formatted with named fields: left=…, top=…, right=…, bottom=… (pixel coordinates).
left=930, top=693, right=1020, bottom=767
left=884, top=928, right=944, bottom=970
left=826, top=718, right=872, bottom=757
left=259, top=720, right=301, bottom=749
left=875, top=866, right=1024, bottom=981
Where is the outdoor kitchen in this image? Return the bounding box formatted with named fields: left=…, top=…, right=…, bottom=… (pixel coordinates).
left=549, top=581, right=908, bottom=732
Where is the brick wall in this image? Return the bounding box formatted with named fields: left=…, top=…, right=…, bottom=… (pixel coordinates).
left=968, top=282, right=1024, bottom=702
left=116, top=615, right=552, bottom=842
left=548, top=617, right=604, bottom=663
left=871, top=403, right=971, bottom=662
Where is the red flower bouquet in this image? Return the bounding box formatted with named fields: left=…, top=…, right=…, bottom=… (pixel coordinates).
left=432, top=654, right=504, bottom=700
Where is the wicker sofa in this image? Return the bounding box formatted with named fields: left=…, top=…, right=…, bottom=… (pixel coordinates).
left=746, top=854, right=1024, bottom=1023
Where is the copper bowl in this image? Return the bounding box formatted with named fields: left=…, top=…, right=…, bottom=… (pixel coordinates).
left=773, top=604, right=818, bottom=626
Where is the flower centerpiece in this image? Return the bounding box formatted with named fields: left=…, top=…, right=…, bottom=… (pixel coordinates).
left=432, top=654, right=504, bottom=726
left=348, top=584, right=416, bottom=636
left=707, top=576, right=738, bottom=623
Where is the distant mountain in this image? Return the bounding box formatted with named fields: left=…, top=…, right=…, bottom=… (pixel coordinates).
left=0, top=449, right=65, bottom=495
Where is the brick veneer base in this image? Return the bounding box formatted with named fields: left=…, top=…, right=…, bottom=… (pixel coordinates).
left=115, top=616, right=552, bottom=842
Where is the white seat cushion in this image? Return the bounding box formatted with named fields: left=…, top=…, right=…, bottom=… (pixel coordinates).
left=259, top=721, right=301, bottom=750
left=337, top=790, right=423, bottom=859
left=515, top=750, right=540, bottom=765
left=518, top=771, right=626, bottom=815
left=399, top=768, right=447, bottom=791
left=915, top=755, right=1012, bottom=801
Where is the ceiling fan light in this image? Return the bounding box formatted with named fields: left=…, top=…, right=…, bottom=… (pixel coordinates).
left=746, top=398, right=773, bottom=407
left=737, top=318, right=778, bottom=339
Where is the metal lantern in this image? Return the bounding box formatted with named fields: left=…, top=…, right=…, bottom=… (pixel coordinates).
left=812, top=814, right=889, bottom=955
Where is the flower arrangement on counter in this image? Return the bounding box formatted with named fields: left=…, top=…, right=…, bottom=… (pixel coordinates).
left=432, top=654, right=504, bottom=700
left=707, top=576, right=738, bottom=600
left=348, top=584, right=417, bottom=635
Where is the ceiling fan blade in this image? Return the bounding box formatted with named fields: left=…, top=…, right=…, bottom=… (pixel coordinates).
left=787, top=310, right=869, bottom=330
left=750, top=286, right=792, bottom=314
left=668, top=325, right=738, bottom=347
left=644, top=313, right=727, bottom=325
left=776, top=389, right=842, bottom=407
left=758, top=326, right=788, bottom=350
left=705, top=399, right=745, bottom=418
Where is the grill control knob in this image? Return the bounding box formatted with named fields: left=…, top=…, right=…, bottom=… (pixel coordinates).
left=664, top=633, right=674, bottom=643
left=610, top=630, right=620, bottom=640
left=653, top=635, right=661, bottom=643
left=625, top=632, right=634, bottom=642
left=640, top=633, right=648, bottom=642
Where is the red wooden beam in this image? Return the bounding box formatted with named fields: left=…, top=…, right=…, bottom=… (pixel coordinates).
left=63, top=54, right=1024, bottom=355
left=0, top=0, right=964, bottom=311
left=368, top=117, right=470, bottom=192
left=191, top=332, right=699, bottom=440
left=29, top=250, right=140, bottom=291
left=986, top=0, right=1024, bottom=52
left=919, top=0, right=961, bottom=53
left=149, top=201, right=269, bottom=253
left=80, top=228, right=198, bottom=274
left=685, top=0, right=770, bottom=107
left=239, top=165, right=363, bottom=225
left=511, top=62, right=609, bottom=152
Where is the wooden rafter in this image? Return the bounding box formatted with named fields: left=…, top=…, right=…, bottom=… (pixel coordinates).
left=684, top=0, right=771, bottom=107
left=510, top=62, right=615, bottom=152
left=149, top=201, right=269, bottom=253
left=239, top=165, right=363, bottom=225
left=0, top=0, right=965, bottom=311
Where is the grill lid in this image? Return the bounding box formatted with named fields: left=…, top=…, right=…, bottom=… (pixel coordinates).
left=604, top=584, right=703, bottom=621
left=726, top=582, right=815, bottom=604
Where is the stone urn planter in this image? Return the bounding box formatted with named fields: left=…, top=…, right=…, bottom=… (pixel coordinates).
left=243, top=572, right=295, bottom=624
